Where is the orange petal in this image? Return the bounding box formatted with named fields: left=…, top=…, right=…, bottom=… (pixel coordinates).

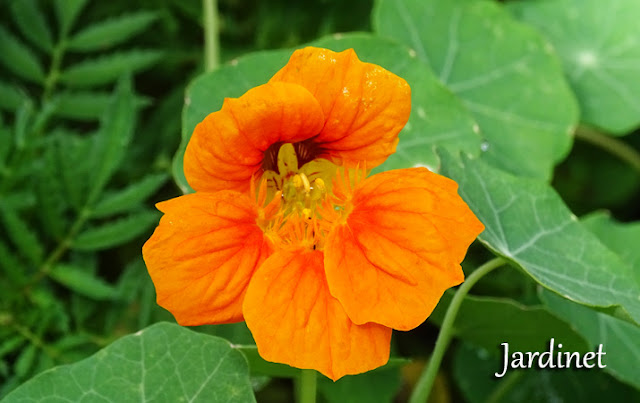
left=243, top=248, right=391, bottom=381
left=270, top=47, right=411, bottom=168
left=325, top=168, right=484, bottom=331
left=184, top=81, right=325, bottom=193
left=142, top=191, right=272, bottom=325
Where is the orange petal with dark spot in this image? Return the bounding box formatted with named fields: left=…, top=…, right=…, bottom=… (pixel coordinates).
left=142, top=191, right=272, bottom=325
left=270, top=47, right=411, bottom=169
left=184, top=81, right=325, bottom=193
left=243, top=248, right=391, bottom=381
left=325, top=168, right=485, bottom=331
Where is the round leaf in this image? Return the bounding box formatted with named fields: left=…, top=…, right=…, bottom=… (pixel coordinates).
left=374, top=0, right=579, bottom=180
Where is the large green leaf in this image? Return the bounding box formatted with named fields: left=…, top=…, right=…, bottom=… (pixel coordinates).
left=541, top=289, right=640, bottom=389
left=59, top=50, right=162, bottom=87
left=3, top=323, right=256, bottom=403
left=67, top=11, right=159, bottom=52
left=429, top=292, right=588, bottom=354
left=509, top=0, right=640, bottom=134
left=177, top=32, right=480, bottom=192
left=374, top=0, right=579, bottom=180
left=318, top=365, right=402, bottom=403
left=0, top=26, right=45, bottom=83
left=438, top=151, right=640, bottom=324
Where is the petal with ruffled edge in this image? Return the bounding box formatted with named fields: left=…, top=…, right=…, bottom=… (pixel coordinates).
left=325, top=168, right=485, bottom=331
left=142, top=191, right=272, bottom=325
left=184, top=81, right=325, bottom=193
left=270, top=47, right=411, bottom=168
left=243, top=248, right=391, bottom=381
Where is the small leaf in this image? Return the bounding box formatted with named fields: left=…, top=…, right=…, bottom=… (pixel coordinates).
left=0, top=240, right=29, bottom=285
left=9, top=0, right=54, bottom=52
left=53, top=90, right=112, bottom=120
left=0, top=336, right=25, bottom=359
left=72, top=211, right=159, bottom=251
left=92, top=173, right=167, bottom=218
left=0, top=81, right=26, bottom=111
left=0, top=204, right=44, bottom=266
left=542, top=290, right=640, bottom=389
left=59, top=50, right=163, bottom=87
left=52, top=131, right=92, bottom=210
left=14, top=343, right=37, bottom=379
left=53, top=0, right=90, bottom=36
left=509, top=0, right=640, bottom=134
left=0, top=26, right=45, bottom=83
left=3, top=323, right=256, bottom=403
left=35, top=148, right=68, bottom=239
left=48, top=264, right=117, bottom=300
left=438, top=150, right=640, bottom=324
left=86, top=76, right=136, bottom=204
left=68, top=11, right=159, bottom=52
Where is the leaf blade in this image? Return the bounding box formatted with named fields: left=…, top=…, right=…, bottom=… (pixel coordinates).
left=67, top=11, right=159, bottom=52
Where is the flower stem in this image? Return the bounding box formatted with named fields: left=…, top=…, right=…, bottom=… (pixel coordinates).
left=299, top=369, right=317, bottom=403
left=203, top=0, right=220, bottom=72
left=574, top=125, right=640, bottom=174
left=409, top=257, right=506, bottom=403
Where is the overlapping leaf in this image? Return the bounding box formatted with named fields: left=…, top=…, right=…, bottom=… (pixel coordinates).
left=438, top=151, right=640, bottom=324
left=509, top=0, right=640, bottom=134
left=374, top=0, right=579, bottom=180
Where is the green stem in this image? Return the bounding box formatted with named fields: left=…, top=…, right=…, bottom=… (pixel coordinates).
left=42, top=40, right=66, bottom=101
left=203, top=0, right=220, bottom=72
left=575, top=125, right=640, bottom=174
left=299, top=369, right=317, bottom=403
left=409, top=257, right=506, bottom=403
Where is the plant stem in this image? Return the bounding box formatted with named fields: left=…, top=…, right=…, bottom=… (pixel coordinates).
left=409, top=257, right=506, bottom=403
left=575, top=125, right=640, bottom=174
left=203, top=0, right=220, bottom=72
left=299, top=369, right=317, bottom=403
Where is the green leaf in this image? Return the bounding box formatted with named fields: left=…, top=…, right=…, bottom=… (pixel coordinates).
left=318, top=365, right=402, bottom=403
left=14, top=343, right=37, bottom=379
left=48, top=264, right=117, bottom=300
left=509, top=0, right=640, bottom=134
left=72, top=210, right=159, bottom=251
left=429, top=291, right=589, bottom=354
left=68, top=11, right=159, bottom=52
left=35, top=148, right=68, bottom=239
left=91, top=173, right=167, bottom=218
left=0, top=204, right=44, bottom=266
left=86, top=76, right=136, bottom=205
left=3, top=323, right=256, bottom=403
left=59, top=50, right=163, bottom=87
left=0, top=81, right=26, bottom=111
left=54, top=90, right=151, bottom=121
left=438, top=150, right=640, bottom=324
left=236, top=346, right=301, bottom=378
left=51, top=131, right=92, bottom=210
left=0, top=26, right=45, bottom=83
left=0, top=239, right=29, bottom=285
left=53, top=0, right=90, bottom=37
left=453, top=342, right=639, bottom=403
left=374, top=0, right=578, bottom=180
left=541, top=289, right=640, bottom=389
left=178, top=32, right=481, bottom=192
left=9, top=0, right=54, bottom=52
left=582, top=211, right=640, bottom=271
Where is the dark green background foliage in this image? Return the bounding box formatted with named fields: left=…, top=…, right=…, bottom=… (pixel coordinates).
left=1, top=0, right=639, bottom=402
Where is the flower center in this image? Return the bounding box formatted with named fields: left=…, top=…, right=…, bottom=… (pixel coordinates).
left=257, top=143, right=354, bottom=251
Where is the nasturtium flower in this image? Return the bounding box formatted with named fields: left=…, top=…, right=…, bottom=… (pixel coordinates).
left=143, top=47, right=484, bottom=381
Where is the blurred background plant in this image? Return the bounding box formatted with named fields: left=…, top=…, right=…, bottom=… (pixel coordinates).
left=1, top=0, right=639, bottom=402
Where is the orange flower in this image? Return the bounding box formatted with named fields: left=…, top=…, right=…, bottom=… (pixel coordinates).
left=143, top=47, right=484, bottom=381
